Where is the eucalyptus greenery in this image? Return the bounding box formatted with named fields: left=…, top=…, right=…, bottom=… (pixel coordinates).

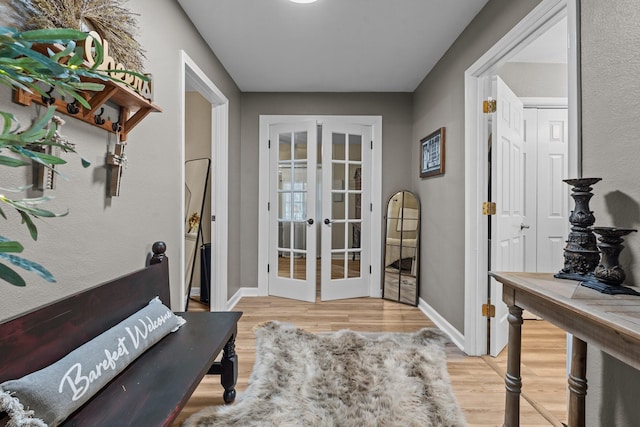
left=0, top=26, right=110, bottom=286
left=10, top=0, right=145, bottom=72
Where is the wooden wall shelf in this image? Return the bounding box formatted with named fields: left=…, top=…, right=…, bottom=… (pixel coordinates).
left=13, top=77, right=162, bottom=142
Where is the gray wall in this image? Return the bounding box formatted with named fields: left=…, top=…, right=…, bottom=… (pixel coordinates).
left=0, top=0, right=242, bottom=319
left=581, top=0, right=640, bottom=424
left=239, top=93, right=413, bottom=288
left=412, top=0, right=543, bottom=333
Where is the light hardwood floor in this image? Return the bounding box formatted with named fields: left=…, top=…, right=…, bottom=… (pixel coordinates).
left=173, top=296, right=567, bottom=427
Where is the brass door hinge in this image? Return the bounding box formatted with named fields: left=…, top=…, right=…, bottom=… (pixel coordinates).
left=482, top=303, right=496, bottom=318
left=483, top=98, right=497, bottom=113
left=482, top=202, right=496, bottom=215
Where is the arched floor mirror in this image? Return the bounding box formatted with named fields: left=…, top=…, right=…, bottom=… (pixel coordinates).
left=184, top=157, right=211, bottom=310
left=382, top=190, right=420, bottom=306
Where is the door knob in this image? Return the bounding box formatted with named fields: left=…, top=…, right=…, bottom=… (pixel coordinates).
left=307, top=218, right=314, bottom=225
left=520, top=223, right=530, bottom=230
left=324, top=218, right=332, bottom=225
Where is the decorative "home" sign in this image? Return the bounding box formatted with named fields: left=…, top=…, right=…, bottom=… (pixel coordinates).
left=83, top=31, right=153, bottom=101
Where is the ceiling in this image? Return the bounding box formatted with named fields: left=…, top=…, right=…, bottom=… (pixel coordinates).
left=509, top=17, right=567, bottom=64
left=176, top=0, right=490, bottom=92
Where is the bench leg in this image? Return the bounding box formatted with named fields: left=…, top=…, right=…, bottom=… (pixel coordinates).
left=221, top=334, right=238, bottom=404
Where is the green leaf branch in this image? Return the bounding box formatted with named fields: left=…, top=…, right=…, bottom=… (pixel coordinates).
left=0, top=26, right=137, bottom=286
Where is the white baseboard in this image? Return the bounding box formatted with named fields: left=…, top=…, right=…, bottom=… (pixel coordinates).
left=418, top=297, right=465, bottom=352
left=226, top=286, right=259, bottom=310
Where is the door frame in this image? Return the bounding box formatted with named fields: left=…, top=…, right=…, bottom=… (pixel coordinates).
left=180, top=50, right=229, bottom=312
left=463, top=0, right=580, bottom=355
left=258, top=115, right=383, bottom=299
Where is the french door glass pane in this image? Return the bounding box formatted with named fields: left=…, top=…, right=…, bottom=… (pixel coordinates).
left=279, top=133, right=291, bottom=161
left=332, top=201, right=346, bottom=220
left=292, top=252, right=306, bottom=280
left=278, top=252, right=291, bottom=279
left=348, top=258, right=360, bottom=278
left=292, top=166, right=307, bottom=191
left=331, top=255, right=345, bottom=279
left=278, top=165, right=291, bottom=190
left=293, top=131, right=307, bottom=160
left=348, top=134, right=362, bottom=161
left=348, top=164, right=361, bottom=190
left=293, top=223, right=307, bottom=250
left=331, top=222, right=345, bottom=250
left=332, top=163, right=345, bottom=189
left=278, top=221, right=291, bottom=249
left=332, top=132, right=346, bottom=160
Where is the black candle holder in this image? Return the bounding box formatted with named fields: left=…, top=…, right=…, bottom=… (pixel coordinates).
left=555, top=178, right=602, bottom=281
left=581, top=226, right=640, bottom=295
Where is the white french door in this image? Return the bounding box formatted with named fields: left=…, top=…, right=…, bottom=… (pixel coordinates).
left=490, top=76, right=525, bottom=357
left=320, top=122, right=371, bottom=301
left=265, top=118, right=374, bottom=303
left=268, top=122, right=317, bottom=303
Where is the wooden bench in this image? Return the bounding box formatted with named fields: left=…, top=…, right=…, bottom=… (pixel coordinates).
left=0, top=241, right=242, bottom=426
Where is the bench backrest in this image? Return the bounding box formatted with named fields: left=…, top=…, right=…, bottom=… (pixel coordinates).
left=0, top=242, right=170, bottom=383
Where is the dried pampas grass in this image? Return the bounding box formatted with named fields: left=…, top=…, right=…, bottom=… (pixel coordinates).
left=10, top=0, right=146, bottom=72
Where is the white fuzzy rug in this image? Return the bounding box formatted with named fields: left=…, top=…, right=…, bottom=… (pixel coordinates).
left=183, top=321, right=466, bottom=427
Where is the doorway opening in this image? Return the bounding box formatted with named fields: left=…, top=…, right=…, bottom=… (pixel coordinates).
left=180, top=51, right=229, bottom=312
left=463, top=0, right=580, bottom=356
left=258, top=116, right=382, bottom=303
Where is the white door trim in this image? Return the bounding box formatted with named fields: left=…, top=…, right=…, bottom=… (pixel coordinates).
left=258, top=115, right=382, bottom=299
left=180, top=50, right=229, bottom=312
left=520, top=97, right=568, bottom=109
left=463, top=0, right=579, bottom=355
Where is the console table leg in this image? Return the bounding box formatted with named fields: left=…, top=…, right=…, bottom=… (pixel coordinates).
left=568, top=336, right=587, bottom=427
left=221, top=333, right=238, bottom=404
left=504, top=305, right=523, bottom=427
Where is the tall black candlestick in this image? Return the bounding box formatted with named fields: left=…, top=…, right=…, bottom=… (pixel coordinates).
left=555, top=177, right=601, bottom=281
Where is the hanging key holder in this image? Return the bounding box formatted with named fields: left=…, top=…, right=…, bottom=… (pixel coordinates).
left=106, top=131, right=128, bottom=197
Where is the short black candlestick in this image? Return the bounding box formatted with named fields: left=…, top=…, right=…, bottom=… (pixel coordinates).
left=581, top=226, right=639, bottom=295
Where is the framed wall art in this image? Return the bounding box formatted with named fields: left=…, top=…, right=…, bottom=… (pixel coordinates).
left=420, top=127, right=445, bottom=178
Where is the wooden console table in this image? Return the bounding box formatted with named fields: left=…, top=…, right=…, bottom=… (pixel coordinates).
left=489, top=272, right=640, bottom=427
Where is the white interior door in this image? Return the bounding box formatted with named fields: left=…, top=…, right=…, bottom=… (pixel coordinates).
left=523, top=107, right=569, bottom=273
left=535, top=108, right=569, bottom=272
left=268, top=122, right=317, bottom=302
left=321, top=121, right=371, bottom=301
left=490, top=76, right=525, bottom=357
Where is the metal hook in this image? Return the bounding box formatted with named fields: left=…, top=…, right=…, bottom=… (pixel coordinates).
left=41, top=87, right=55, bottom=105
left=112, top=119, right=121, bottom=133
left=94, top=107, right=105, bottom=125
left=66, top=99, right=80, bottom=115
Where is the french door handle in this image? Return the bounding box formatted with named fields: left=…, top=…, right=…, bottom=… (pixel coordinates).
left=324, top=218, right=333, bottom=225
left=307, top=218, right=314, bottom=225
left=520, top=223, right=530, bottom=230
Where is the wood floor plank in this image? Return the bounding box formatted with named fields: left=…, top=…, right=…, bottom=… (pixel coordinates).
left=173, top=296, right=566, bottom=426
